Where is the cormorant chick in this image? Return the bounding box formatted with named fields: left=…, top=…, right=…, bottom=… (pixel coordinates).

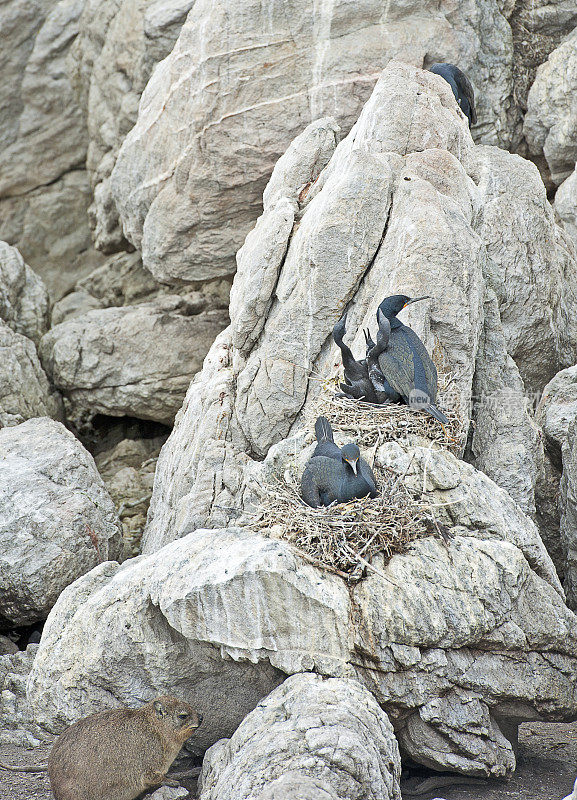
left=332, top=315, right=386, bottom=404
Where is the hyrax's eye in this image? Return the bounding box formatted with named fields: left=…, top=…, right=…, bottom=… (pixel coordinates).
left=177, top=712, right=189, bottom=721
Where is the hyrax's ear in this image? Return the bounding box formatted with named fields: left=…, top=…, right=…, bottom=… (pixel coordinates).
left=153, top=700, right=165, bottom=718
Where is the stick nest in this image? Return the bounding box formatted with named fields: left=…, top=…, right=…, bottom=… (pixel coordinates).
left=305, top=345, right=466, bottom=454
left=250, top=467, right=440, bottom=581
left=248, top=345, right=462, bottom=581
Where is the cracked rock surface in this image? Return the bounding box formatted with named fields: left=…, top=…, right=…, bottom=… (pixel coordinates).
left=142, top=61, right=577, bottom=553
left=198, top=674, right=401, bottom=800
left=39, top=296, right=229, bottom=425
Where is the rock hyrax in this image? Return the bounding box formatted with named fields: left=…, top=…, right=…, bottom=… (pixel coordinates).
left=48, top=695, right=202, bottom=800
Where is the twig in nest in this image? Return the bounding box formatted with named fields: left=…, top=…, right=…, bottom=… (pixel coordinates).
left=250, top=470, right=434, bottom=581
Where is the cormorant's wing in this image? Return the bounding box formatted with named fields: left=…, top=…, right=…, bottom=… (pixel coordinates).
left=376, top=326, right=438, bottom=405
left=358, top=458, right=378, bottom=498
left=455, top=67, right=477, bottom=125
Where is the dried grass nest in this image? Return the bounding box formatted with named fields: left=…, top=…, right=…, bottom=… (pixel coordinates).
left=250, top=368, right=463, bottom=582
left=251, top=468, right=447, bottom=582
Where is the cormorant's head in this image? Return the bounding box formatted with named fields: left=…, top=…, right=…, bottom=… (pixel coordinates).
left=341, top=443, right=360, bottom=474
left=378, top=294, right=430, bottom=321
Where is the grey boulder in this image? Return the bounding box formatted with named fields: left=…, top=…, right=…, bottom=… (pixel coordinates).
left=536, top=366, right=577, bottom=609
left=198, top=674, right=401, bottom=800
left=0, top=418, right=121, bottom=628
left=0, top=0, right=106, bottom=299
left=40, top=296, right=228, bottom=425
left=0, top=242, right=49, bottom=345
left=26, top=443, right=576, bottom=777
left=70, top=0, right=196, bottom=252
left=0, top=321, right=62, bottom=429
left=524, top=26, right=577, bottom=186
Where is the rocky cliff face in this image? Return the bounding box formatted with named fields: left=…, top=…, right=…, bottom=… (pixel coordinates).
left=142, top=62, right=577, bottom=554
left=3, top=4, right=577, bottom=798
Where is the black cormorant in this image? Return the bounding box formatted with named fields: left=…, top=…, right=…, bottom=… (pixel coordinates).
left=332, top=315, right=386, bottom=404
left=367, top=295, right=449, bottom=426
left=301, top=417, right=378, bottom=508
left=429, top=63, right=477, bottom=127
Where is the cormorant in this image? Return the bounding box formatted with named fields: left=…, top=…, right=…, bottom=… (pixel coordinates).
left=301, top=418, right=378, bottom=508
left=429, top=63, right=477, bottom=127
left=332, top=315, right=386, bottom=404
left=367, top=295, right=449, bottom=426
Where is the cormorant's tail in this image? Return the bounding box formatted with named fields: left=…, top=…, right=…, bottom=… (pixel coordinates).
left=315, top=416, right=334, bottom=443
left=425, top=403, right=449, bottom=426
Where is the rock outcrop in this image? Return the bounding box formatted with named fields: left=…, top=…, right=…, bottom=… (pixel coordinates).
left=40, top=296, right=228, bottom=425
left=112, top=0, right=572, bottom=285
left=0, top=322, right=62, bottom=428
left=0, top=0, right=105, bottom=299
left=70, top=0, right=196, bottom=252
left=142, top=62, right=577, bottom=552
left=0, top=644, right=54, bottom=747
left=556, top=166, right=577, bottom=251
left=0, top=243, right=62, bottom=427
left=0, top=242, right=49, bottom=345
left=536, top=366, right=577, bottom=609
left=198, top=674, right=401, bottom=800
left=561, top=419, right=577, bottom=612
left=0, top=418, right=121, bottom=628
left=524, top=26, right=577, bottom=186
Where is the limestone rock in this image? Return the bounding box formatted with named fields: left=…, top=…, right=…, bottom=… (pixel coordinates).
left=142, top=62, right=577, bottom=552
left=0, top=321, right=62, bottom=429
left=0, top=418, right=121, bottom=628
left=469, top=292, right=541, bottom=516
left=0, top=644, right=54, bottom=747
left=198, top=674, right=401, bottom=800
left=0, top=0, right=86, bottom=198
left=536, top=366, right=577, bottom=608
left=256, top=775, right=338, bottom=800
left=0, top=242, right=49, bottom=344
left=70, top=0, right=195, bottom=252
left=40, top=297, right=229, bottom=425
left=95, top=436, right=166, bottom=557
left=27, top=480, right=577, bottom=777
left=145, top=787, right=188, bottom=800
left=0, top=171, right=106, bottom=301
left=110, top=0, right=524, bottom=284
left=538, top=367, right=577, bottom=451
left=51, top=289, right=104, bottom=327
left=556, top=167, right=577, bottom=252
left=52, top=251, right=232, bottom=325
left=524, top=26, right=577, bottom=186
left=0, top=0, right=107, bottom=300
left=561, top=418, right=577, bottom=610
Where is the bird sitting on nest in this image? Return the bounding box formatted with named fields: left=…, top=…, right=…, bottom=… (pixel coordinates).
left=429, top=62, right=477, bottom=128
left=366, top=294, right=449, bottom=427
left=301, top=417, right=378, bottom=508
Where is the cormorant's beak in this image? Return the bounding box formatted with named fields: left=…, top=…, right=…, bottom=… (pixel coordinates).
left=346, top=458, right=358, bottom=475
left=403, top=296, right=430, bottom=308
